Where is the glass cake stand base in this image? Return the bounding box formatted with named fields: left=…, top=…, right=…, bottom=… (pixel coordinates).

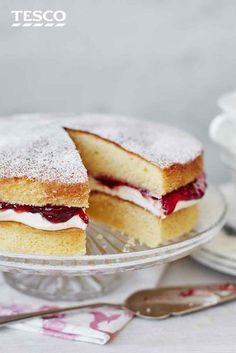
left=3, top=272, right=121, bottom=301
left=0, top=186, right=226, bottom=301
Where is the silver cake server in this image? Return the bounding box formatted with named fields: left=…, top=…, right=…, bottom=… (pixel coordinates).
left=0, top=282, right=235, bottom=325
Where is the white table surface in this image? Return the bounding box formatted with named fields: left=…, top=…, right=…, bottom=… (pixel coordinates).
left=1, top=257, right=236, bottom=353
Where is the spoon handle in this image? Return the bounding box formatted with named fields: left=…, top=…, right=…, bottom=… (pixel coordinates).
left=0, top=303, right=125, bottom=326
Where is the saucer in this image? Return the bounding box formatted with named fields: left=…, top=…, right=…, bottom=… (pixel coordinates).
left=192, top=183, right=236, bottom=276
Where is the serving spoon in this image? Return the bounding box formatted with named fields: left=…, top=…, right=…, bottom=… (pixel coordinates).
left=0, top=283, right=235, bottom=326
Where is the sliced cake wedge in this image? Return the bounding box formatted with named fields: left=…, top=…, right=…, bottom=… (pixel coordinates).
left=0, top=119, right=89, bottom=255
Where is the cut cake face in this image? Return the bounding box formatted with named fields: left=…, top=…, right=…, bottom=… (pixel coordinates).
left=64, top=113, right=203, bottom=168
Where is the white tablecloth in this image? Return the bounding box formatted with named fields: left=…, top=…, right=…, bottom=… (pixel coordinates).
left=1, top=258, right=236, bottom=353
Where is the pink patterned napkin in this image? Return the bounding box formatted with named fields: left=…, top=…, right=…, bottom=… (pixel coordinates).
left=0, top=304, right=134, bottom=344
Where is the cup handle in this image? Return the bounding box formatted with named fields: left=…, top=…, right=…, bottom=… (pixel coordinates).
left=209, top=113, right=236, bottom=152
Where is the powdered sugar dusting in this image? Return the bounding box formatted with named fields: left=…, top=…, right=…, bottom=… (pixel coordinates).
left=0, top=117, right=87, bottom=184
left=0, top=113, right=202, bottom=184
left=65, top=114, right=203, bottom=168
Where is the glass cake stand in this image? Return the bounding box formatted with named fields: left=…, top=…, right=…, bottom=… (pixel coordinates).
left=0, top=185, right=226, bottom=301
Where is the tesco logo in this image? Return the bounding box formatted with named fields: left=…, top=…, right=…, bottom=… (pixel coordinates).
left=11, top=10, right=66, bottom=27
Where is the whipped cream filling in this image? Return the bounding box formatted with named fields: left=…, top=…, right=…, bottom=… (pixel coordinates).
left=0, top=209, right=87, bottom=231
left=89, top=177, right=200, bottom=219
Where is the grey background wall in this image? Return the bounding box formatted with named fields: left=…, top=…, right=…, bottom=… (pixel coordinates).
left=1, top=0, right=236, bottom=183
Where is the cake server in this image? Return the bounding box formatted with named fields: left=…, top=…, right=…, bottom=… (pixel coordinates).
left=0, top=282, right=235, bottom=325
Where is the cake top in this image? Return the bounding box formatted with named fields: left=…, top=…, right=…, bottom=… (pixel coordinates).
left=0, top=117, right=87, bottom=184
left=64, top=114, right=203, bottom=168
left=0, top=113, right=202, bottom=184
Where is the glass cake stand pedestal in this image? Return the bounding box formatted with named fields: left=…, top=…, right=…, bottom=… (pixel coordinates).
left=0, top=185, right=226, bottom=301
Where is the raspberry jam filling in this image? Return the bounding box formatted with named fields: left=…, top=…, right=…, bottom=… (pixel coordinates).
left=0, top=202, right=89, bottom=224
left=94, top=173, right=206, bottom=216
left=160, top=174, right=206, bottom=215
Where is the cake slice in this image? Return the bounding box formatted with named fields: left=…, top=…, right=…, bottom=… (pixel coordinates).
left=65, top=114, right=206, bottom=247
left=0, top=119, right=89, bottom=255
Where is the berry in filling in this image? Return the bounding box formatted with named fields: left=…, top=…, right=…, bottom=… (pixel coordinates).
left=94, top=173, right=206, bottom=216
left=0, top=202, right=89, bottom=224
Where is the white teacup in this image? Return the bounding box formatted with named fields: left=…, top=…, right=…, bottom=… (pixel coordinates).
left=218, top=91, right=236, bottom=115
left=210, top=113, right=236, bottom=154
left=210, top=92, right=236, bottom=170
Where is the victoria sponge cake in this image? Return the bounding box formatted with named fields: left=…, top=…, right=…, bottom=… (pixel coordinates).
left=0, top=114, right=206, bottom=254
